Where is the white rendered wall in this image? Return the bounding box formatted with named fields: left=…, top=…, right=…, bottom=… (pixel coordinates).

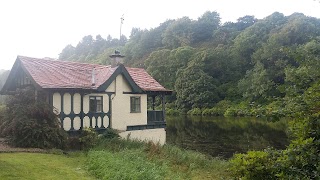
left=119, top=128, right=166, bottom=145
left=110, top=74, right=147, bottom=130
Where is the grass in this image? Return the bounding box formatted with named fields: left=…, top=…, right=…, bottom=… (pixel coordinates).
left=0, top=152, right=94, bottom=180
left=88, top=138, right=232, bottom=179
left=0, top=138, right=231, bottom=180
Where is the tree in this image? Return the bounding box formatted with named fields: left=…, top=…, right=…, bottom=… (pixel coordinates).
left=162, top=17, right=193, bottom=48
left=59, top=44, right=75, bottom=60
left=175, top=62, right=219, bottom=110
left=192, top=11, right=220, bottom=43
left=238, top=61, right=274, bottom=101
left=0, top=88, right=67, bottom=148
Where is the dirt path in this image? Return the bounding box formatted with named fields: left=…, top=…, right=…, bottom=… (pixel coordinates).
left=0, top=138, right=47, bottom=153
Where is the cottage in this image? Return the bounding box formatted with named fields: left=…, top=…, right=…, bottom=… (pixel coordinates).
left=1, top=55, right=172, bottom=144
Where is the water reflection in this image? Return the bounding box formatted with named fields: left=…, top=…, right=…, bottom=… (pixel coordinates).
left=166, top=116, right=289, bottom=159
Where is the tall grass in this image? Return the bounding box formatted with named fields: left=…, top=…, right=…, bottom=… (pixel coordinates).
left=87, top=150, right=171, bottom=180
left=87, top=138, right=231, bottom=179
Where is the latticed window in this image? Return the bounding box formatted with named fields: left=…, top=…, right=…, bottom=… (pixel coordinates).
left=89, top=96, right=102, bottom=112
left=130, top=96, right=141, bottom=113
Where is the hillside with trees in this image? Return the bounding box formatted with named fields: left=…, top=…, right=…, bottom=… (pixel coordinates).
left=59, top=11, right=320, bottom=118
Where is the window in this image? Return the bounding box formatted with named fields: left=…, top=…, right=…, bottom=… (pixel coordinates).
left=89, top=96, right=102, bottom=112
left=130, top=96, right=141, bottom=113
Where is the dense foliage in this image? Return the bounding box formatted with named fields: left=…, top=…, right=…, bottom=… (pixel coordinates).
left=59, top=11, right=320, bottom=179
left=230, top=82, right=320, bottom=179
left=0, top=88, right=67, bottom=148
left=59, top=12, right=320, bottom=116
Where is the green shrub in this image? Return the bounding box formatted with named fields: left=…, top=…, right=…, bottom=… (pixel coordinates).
left=100, top=128, right=120, bottom=139
left=210, top=100, right=233, bottom=116
left=0, top=106, right=5, bottom=137
left=201, top=108, right=212, bottom=116
left=79, top=128, right=98, bottom=150
left=0, top=88, right=67, bottom=149
left=187, top=108, right=202, bottom=115
left=224, top=107, right=237, bottom=117
left=230, top=150, right=279, bottom=179
left=66, top=136, right=81, bottom=150
left=166, top=108, right=181, bottom=115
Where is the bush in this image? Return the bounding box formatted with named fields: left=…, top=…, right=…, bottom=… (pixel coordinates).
left=0, top=106, right=5, bottom=137
left=79, top=128, right=99, bottom=150
left=1, top=104, right=67, bottom=149
left=187, top=108, right=202, bottom=115
left=100, top=128, right=120, bottom=139
left=0, top=88, right=67, bottom=149
left=224, top=107, right=237, bottom=117
left=166, top=108, right=181, bottom=115
left=230, top=150, right=279, bottom=179
left=210, top=100, right=233, bottom=116
left=201, top=108, right=213, bottom=116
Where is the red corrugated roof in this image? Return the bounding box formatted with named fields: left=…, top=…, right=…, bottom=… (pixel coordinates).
left=17, top=56, right=170, bottom=92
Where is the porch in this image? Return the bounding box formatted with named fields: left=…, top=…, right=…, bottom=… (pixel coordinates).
left=146, top=93, right=168, bottom=125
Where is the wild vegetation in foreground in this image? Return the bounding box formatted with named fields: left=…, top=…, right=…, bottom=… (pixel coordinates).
left=88, top=137, right=231, bottom=180
left=0, top=138, right=231, bottom=180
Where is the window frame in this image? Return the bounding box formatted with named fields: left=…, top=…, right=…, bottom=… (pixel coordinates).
left=130, top=96, right=141, bottom=113
left=89, top=96, right=103, bottom=113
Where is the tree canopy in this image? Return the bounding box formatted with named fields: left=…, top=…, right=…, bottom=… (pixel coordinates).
left=59, top=11, right=320, bottom=114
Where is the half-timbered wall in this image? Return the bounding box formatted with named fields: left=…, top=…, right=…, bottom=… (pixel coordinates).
left=52, top=92, right=112, bottom=131
left=51, top=74, right=148, bottom=131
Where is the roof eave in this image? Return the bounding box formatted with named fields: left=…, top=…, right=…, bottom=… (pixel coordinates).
left=145, top=90, right=173, bottom=95
left=97, top=64, right=143, bottom=93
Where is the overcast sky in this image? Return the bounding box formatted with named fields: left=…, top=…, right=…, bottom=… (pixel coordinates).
left=0, top=0, right=319, bottom=70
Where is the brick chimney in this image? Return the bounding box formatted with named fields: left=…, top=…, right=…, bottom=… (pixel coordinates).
left=110, top=50, right=125, bottom=67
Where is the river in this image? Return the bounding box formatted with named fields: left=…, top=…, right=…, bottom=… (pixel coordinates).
left=165, top=115, right=289, bottom=159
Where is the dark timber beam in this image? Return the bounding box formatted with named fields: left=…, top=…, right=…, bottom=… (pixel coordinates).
left=70, top=93, right=75, bottom=130
left=162, top=94, right=166, bottom=122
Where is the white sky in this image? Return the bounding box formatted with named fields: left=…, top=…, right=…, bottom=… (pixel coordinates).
left=0, top=0, right=319, bottom=70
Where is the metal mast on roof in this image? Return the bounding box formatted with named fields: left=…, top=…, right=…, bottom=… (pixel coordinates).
left=120, top=14, right=124, bottom=41
left=110, top=14, right=125, bottom=67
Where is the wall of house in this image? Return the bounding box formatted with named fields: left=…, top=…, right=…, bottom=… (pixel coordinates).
left=119, top=128, right=166, bottom=145
left=109, top=74, right=148, bottom=130
left=52, top=92, right=110, bottom=131
left=51, top=74, right=148, bottom=132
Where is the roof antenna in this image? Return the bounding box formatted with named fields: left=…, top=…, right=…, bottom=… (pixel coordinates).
left=109, top=14, right=125, bottom=67
left=120, top=14, right=124, bottom=42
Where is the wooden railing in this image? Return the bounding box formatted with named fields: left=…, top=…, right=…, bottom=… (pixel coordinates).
left=147, top=110, right=164, bottom=124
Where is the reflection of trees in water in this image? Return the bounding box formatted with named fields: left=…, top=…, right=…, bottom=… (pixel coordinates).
left=166, top=116, right=289, bottom=159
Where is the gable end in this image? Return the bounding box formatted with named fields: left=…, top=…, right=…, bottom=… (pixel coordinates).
left=97, top=64, right=143, bottom=93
